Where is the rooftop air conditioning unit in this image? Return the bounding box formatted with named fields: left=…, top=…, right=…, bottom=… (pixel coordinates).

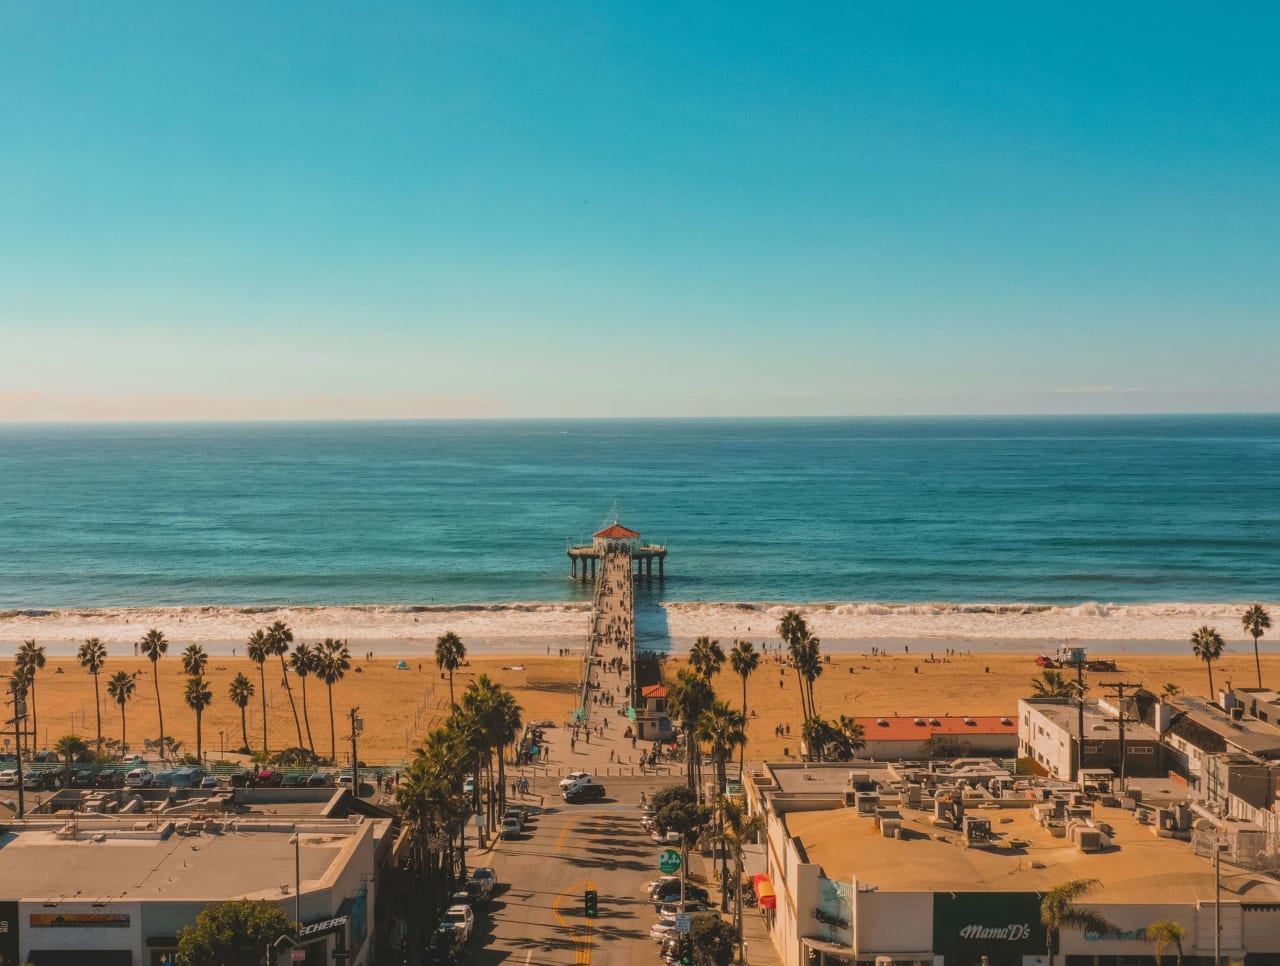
left=881, top=818, right=902, bottom=838
left=963, top=816, right=992, bottom=843
left=1076, top=829, right=1103, bottom=852
left=855, top=792, right=880, bottom=815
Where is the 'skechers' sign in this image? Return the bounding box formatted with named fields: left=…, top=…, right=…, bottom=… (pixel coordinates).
left=934, top=893, right=1041, bottom=966
left=300, top=915, right=348, bottom=938
left=959, top=923, right=1033, bottom=942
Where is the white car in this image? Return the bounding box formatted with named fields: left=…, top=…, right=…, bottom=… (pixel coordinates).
left=125, top=768, right=155, bottom=788
left=650, top=915, right=678, bottom=943
left=0, top=769, right=18, bottom=788
left=439, top=904, right=475, bottom=943
left=558, top=771, right=593, bottom=791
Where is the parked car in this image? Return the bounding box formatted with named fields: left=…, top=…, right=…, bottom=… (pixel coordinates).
left=255, top=770, right=283, bottom=788
left=23, top=771, right=52, bottom=791
left=558, top=771, right=593, bottom=791
left=425, top=926, right=464, bottom=964
left=645, top=876, right=680, bottom=899
left=650, top=829, right=682, bottom=845
left=125, top=768, right=155, bottom=788
left=71, top=768, right=96, bottom=788
left=94, top=771, right=124, bottom=788
left=653, top=883, right=708, bottom=909
left=438, top=905, right=474, bottom=944
left=0, top=770, right=18, bottom=788
left=563, top=783, right=605, bottom=803
left=228, top=768, right=253, bottom=788
left=470, top=867, right=497, bottom=898
left=462, top=775, right=476, bottom=795
left=282, top=772, right=308, bottom=788
left=499, top=816, right=522, bottom=839
left=449, top=881, right=485, bottom=908
left=152, top=771, right=175, bottom=787
left=650, top=914, right=679, bottom=943
left=308, top=771, right=334, bottom=788
left=659, top=900, right=709, bottom=916
left=337, top=771, right=354, bottom=789
left=502, top=807, right=525, bottom=830
left=200, top=774, right=220, bottom=789
left=170, top=767, right=204, bottom=788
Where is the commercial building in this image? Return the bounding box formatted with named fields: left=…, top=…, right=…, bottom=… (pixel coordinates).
left=851, top=715, right=1017, bottom=760
left=0, top=786, right=391, bottom=966
left=747, top=760, right=1280, bottom=966
left=1019, top=697, right=1164, bottom=782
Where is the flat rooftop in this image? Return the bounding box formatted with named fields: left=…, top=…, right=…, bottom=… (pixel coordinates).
left=1176, top=696, right=1280, bottom=757
left=1030, top=701, right=1160, bottom=742
left=785, top=803, right=1280, bottom=904
left=0, top=822, right=364, bottom=902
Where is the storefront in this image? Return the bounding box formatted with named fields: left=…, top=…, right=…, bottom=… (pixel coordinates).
left=932, top=893, right=1045, bottom=966
left=21, top=904, right=142, bottom=966
left=0, top=902, right=19, bottom=966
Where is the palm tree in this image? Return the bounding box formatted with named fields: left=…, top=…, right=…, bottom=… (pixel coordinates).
left=696, top=699, right=748, bottom=903
left=1162, top=682, right=1182, bottom=700
left=106, top=670, right=138, bottom=755
left=289, top=642, right=318, bottom=756
left=779, top=611, right=810, bottom=721
left=8, top=669, right=31, bottom=757
left=1242, top=605, right=1272, bottom=689
left=689, top=636, right=726, bottom=682
left=53, top=734, right=89, bottom=788
left=184, top=675, right=214, bottom=761
left=436, top=631, right=466, bottom=708
left=228, top=673, right=255, bottom=753
left=729, top=640, right=759, bottom=775
left=1191, top=626, right=1225, bottom=700
left=668, top=667, right=715, bottom=795
left=77, top=638, right=108, bottom=749
left=138, top=629, right=169, bottom=759
left=16, top=640, right=46, bottom=753
left=180, top=643, right=208, bottom=678
left=247, top=628, right=271, bottom=754
left=266, top=621, right=305, bottom=750
left=316, top=638, right=352, bottom=764
left=718, top=796, right=765, bottom=955
left=793, top=633, right=824, bottom=718
left=1031, top=669, right=1080, bottom=699
left=1041, top=879, right=1116, bottom=966
left=1146, top=920, right=1186, bottom=966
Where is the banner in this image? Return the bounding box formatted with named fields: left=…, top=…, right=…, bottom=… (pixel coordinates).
left=933, top=892, right=1042, bottom=966
left=29, top=913, right=130, bottom=928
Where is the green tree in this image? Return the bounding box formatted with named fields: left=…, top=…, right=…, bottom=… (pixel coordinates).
left=16, top=639, right=46, bottom=753
left=288, top=642, right=318, bottom=756
left=436, top=631, right=466, bottom=708
left=247, top=628, right=271, bottom=754
left=54, top=734, right=89, bottom=787
left=77, top=637, right=108, bottom=749
left=793, top=633, right=824, bottom=718
left=778, top=610, right=810, bottom=721
left=184, top=675, right=214, bottom=761
left=266, top=621, right=306, bottom=751
left=228, top=672, right=255, bottom=753
left=138, top=629, right=169, bottom=759
left=1031, top=669, right=1080, bottom=699
left=689, top=636, right=725, bottom=681
left=717, top=797, right=765, bottom=956
left=1242, top=604, right=1272, bottom=689
left=1146, top=920, right=1186, bottom=966
left=652, top=783, right=713, bottom=893
left=106, top=670, right=138, bottom=755
left=175, top=898, right=295, bottom=966
left=696, top=700, right=748, bottom=903
left=180, top=643, right=208, bottom=678
left=316, top=638, right=351, bottom=764
left=1191, top=626, right=1225, bottom=699
left=668, top=667, right=715, bottom=795
left=1041, top=879, right=1116, bottom=966
left=8, top=669, right=31, bottom=757
left=689, top=913, right=737, bottom=966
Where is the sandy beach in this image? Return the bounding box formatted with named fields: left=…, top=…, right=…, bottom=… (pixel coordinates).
left=3, top=649, right=1274, bottom=766
left=2, top=599, right=1274, bottom=657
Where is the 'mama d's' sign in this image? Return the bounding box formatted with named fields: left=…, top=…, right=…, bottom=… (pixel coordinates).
left=0, top=901, right=19, bottom=966
left=933, top=893, right=1042, bottom=966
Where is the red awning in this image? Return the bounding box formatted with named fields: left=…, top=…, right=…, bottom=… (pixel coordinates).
left=752, top=873, right=777, bottom=910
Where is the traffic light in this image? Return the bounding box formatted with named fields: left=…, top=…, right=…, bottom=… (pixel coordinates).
left=584, top=889, right=598, bottom=918
left=678, top=933, right=693, bottom=965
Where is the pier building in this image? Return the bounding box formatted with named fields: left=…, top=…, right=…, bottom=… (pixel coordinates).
left=567, top=522, right=667, bottom=581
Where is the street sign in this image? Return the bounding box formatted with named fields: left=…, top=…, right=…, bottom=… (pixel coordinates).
left=675, top=914, right=692, bottom=934
left=658, top=849, right=681, bottom=873
left=291, top=950, right=306, bottom=962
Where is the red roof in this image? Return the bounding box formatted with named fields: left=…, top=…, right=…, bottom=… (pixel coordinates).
left=595, top=522, right=641, bottom=539
left=641, top=685, right=668, bottom=699
left=854, top=715, right=1016, bottom=741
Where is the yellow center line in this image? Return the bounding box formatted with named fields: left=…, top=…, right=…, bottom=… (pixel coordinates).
left=550, top=812, right=606, bottom=964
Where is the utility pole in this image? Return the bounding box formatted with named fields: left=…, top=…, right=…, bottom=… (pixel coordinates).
left=6, top=682, right=26, bottom=819
left=1102, top=681, right=1143, bottom=794
left=1062, top=648, right=1088, bottom=787
left=348, top=707, right=362, bottom=800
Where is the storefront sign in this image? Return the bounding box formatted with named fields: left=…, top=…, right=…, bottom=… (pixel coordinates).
left=934, top=893, right=1041, bottom=966
left=1086, top=927, right=1149, bottom=941
left=299, top=915, right=348, bottom=938
left=0, top=901, right=20, bottom=966
left=29, top=913, right=130, bottom=928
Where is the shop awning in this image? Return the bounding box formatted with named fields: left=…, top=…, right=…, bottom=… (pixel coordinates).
left=29, top=952, right=132, bottom=966
left=751, top=873, right=777, bottom=910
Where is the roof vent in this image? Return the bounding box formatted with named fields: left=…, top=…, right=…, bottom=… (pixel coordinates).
left=963, top=717, right=976, bottom=726
left=914, top=718, right=926, bottom=726
left=1000, top=718, right=1012, bottom=726
left=929, top=718, right=941, bottom=726
left=877, top=719, right=889, bottom=727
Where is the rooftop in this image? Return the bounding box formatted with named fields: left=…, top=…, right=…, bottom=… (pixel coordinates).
left=784, top=802, right=1280, bottom=904
left=641, top=684, right=668, bottom=699
left=0, top=820, right=369, bottom=902
left=1174, top=696, right=1280, bottom=758
left=595, top=522, right=641, bottom=539
left=856, top=715, right=1016, bottom=740
left=1026, top=699, right=1160, bottom=742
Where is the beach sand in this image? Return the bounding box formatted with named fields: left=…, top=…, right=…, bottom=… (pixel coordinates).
left=3, top=650, right=1273, bottom=765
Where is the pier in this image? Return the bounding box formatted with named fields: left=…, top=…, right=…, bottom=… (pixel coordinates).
left=567, top=522, right=667, bottom=581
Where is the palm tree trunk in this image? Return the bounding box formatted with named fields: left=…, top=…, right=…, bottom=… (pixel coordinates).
left=278, top=656, right=305, bottom=750
left=153, top=665, right=165, bottom=761
left=1255, top=633, right=1263, bottom=688
left=30, top=679, right=37, bottom=755
left=327, top=684, right=336, bottom=765
left=195, top=709, right=203, bottom=762
left=300, top=676, right=316, bottom=755
left=93, top=672, right=102, bottom=749
left=240, top=704, right=249, bottom=752
left=1207, top=661, right=1216, bottom=701
left=497, top=745, right=507, bottom=816
left=120, top=702, right=127, bottom=755
left=259, top=664, right=269, bottom=755
left=740, top=675, right=749, bottom=777
left=448, top=669, right=455, bottom=709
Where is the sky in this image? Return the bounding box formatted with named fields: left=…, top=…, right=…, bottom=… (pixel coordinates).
left=1, top=3, right=1277, bottom=420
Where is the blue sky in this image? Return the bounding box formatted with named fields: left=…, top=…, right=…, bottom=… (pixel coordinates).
left=1, top=3, right=1276, bottom=419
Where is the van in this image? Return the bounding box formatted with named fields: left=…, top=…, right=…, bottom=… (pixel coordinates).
left=170, top=767, right=204, bottom=788
left=563, top=783, right=605, bottom=803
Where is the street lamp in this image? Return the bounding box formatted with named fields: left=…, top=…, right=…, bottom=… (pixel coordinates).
left=266, top=933, right=300, bottom=966
left=289, top=831, right=301, bottom=926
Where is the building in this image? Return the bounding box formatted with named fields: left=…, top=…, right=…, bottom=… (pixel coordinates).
left=633, top=684, right=674, bottom=741
left=592, top=521, right=641, bottom=554
left=0, top=786, right=390, bottom=966
left=1158, top=694, right=1280, bottom=793
left=747, top=760, right=1280, bottom=966
left=851, top=715, right=1017, bottom=760
left=1019, top=697, right=1164, bottom=782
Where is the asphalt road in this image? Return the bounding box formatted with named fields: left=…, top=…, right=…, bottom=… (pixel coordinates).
left=466, top=776, right=669, bottom=966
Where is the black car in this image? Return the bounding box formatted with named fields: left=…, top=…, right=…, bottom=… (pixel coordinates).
left=71, top=768, right=96, bottom=788
left=94, top=771, right=124, bottom=788
left=563, top=783, right=606, bottom=803
left=653, top=883, right=709, bottom=909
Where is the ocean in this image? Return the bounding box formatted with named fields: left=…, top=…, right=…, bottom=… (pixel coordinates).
left=1, top=416, right=1277, bottom=609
